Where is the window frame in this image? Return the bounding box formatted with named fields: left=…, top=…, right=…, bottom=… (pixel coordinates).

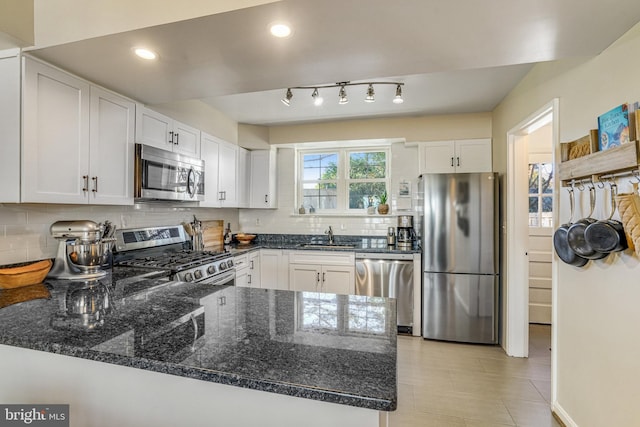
left=297, top=146, right=391, bottom=214
left=528, top=157, right=554, bottom=229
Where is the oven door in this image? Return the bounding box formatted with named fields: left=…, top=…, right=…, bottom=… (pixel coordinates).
left=199, top=270, right=235, bottom=286
left=135, top=143, right=205, bottom=202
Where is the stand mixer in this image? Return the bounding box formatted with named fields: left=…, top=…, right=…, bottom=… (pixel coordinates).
left=47, top=220, right=115, bottom=280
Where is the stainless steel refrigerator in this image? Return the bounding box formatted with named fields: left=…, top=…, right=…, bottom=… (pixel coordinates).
left=419, top=172, right=499, bottom=344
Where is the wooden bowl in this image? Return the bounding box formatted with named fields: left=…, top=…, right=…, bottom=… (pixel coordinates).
left=236, top=234, right=256, bottom=245
left=0, top=259, right=53, bottom=289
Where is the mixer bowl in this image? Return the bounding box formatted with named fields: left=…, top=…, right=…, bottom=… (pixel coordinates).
left=67, top=241, right=112, bottom=272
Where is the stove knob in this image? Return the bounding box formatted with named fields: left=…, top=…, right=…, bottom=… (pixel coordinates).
left=207, top=265, right=217, bottom=275
left=227, top=260, right=234, bottom=268
left=219, top=262, right=227, bottom=271
left=194, top=270, right=203, bottom=280
left=184, top=272, right=194, bottom=282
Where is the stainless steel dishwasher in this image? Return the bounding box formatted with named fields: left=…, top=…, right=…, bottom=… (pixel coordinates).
left=355, top=252, right=414, bottom=334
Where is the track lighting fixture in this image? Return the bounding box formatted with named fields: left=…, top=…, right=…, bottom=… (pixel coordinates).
left=365, top=84, right=375, bottom=103
left=281, top=88, right=293, bottom=106
left=312, top=88, right=323, bottom=106
left=338, top=85, right=349, bottom=105
left=393, top=84, right=404, bottom=104
left=280, top=81, right=404, bottom=106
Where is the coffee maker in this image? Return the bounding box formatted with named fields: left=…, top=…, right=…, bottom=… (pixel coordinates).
left=396, top=215, right=415, bottom=250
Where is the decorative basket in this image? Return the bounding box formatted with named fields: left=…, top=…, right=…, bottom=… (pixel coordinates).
left=236, top=234, right=257, bottom=245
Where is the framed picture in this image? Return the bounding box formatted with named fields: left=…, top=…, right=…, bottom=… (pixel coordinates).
left=399, top=181, right=411, bottom=197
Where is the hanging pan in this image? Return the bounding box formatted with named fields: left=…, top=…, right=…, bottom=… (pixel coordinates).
left=553, top=184, right=588, bottom=267
left=567, top=182, right=608, bottom=260
left=585, top=180, right=627, bottom=253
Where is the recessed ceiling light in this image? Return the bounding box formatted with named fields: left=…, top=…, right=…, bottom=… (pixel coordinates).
left=270, top=23, right=292, bottom=38
left=133, top=47, right=157, bottom=60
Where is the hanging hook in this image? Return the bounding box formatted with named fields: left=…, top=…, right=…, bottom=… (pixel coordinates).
left=576, top=180, right=585, bottom=191
left=631, top=169, right=640, bottom=184
left=596, top=176, right=606, bottom=189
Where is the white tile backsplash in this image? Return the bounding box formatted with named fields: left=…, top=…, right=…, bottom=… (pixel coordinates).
left=0, top=203, right=239, bottom=265
left=239, top=142, right=420, bottom=236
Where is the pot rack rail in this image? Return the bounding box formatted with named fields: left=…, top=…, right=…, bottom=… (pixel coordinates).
left=558, top=140, right=640, bottom=186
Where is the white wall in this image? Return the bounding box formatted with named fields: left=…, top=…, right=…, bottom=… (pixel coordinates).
left=492, top=22, right=640, bottom=427
left=0, top=204, right=239, bottom=265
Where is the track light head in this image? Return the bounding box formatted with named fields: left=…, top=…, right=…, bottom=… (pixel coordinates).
left=393, top=84, right=404, bottom=104
left=312, top=88, right=323, bottom=106
left=365, top=84, right=375, bottom=103
left=281, top=88, right=293, bottom=106
left=338, top=86, right=349, bottom=105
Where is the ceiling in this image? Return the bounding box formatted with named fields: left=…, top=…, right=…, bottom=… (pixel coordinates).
left=28, top=0, right=640, bottom=126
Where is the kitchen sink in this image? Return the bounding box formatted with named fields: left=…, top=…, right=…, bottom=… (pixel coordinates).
left=300, top=244, right=356, bottom=249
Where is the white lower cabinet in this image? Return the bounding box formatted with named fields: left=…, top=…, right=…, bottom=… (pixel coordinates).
left=235, top=251, right=260, bottom=288
left=260, top=249, right=289, bottom=290
left=288, top=251, right=355, bottom=295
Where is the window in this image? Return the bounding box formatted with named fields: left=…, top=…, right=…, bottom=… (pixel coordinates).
left=528, top=162, right=553, bottom=227
left=298, top=148, right=389, bottom=213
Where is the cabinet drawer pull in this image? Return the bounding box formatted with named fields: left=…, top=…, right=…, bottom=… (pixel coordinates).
left=248, top=274, right=252, bottom=284
left=92, top=176, right=98, bottom=193
left=265, top=195, right=268, bottom=204
left=450, top=157, right=454, bottom=167
left=169, top=131, right=174, bottom=144
left=250, top=260, right=254, bottom=269
left=457, top=157, right=460, bottom=167
left=175, top=133, right=179, bottom=145
left=316, top=272, right=320, bottom=283
left=322, top=272, right=325, bottom=283
left=82, top=175, right=89, bottom=192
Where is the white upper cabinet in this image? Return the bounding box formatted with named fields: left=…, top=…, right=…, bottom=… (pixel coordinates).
left=22, top=57, right=91, bottom=204
left=135, top=106, right=201, bottom=158
left=89, top=86, right=135, bottom=205
left=237, top=147, right=250, bottom=208
left=22, top=57, right=135, bottom=205
left=419, top=139, right=492, bottom=174
left=0, top=53, right=20, bottom=203
left=249, top=148, right=278, bottom=209
left=200, top=132, right=239, bottom=207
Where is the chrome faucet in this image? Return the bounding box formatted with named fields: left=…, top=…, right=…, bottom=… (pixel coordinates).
left=325, top=226, right=334, bottom=244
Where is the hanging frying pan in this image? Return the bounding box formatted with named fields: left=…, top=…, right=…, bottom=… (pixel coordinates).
left=553, top=185, right=588, bottom=266
left=567, top=183, right=608, bottom=260
left=585, top=181, right=628, bottom=253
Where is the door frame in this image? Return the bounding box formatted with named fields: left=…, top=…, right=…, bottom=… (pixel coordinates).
left=505, top=98, right=559, bottom=359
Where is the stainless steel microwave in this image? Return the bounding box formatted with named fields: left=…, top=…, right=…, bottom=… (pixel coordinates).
left=134, top=144, right=205, bottom=202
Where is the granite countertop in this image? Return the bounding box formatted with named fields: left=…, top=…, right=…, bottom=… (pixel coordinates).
left=0, top=268, right=397, bottom=411
left=222, top=233, right=421, bottom=256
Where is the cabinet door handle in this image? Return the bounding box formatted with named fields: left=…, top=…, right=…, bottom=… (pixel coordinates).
left=175, top=133, right=179, bottom=145
left=250, top=260, right=254, bottom=269
left=316, top=272, right=320, bottom=283
left=265, top=195, right=268, bottom=204
left=450, top=157, right=454, bottom=167
left=82, top=175, right=89, bottom=192
left=457, top=157, right=460, bottom=167
left=92, top=176, right=98, bottom=193
left=169, top=131, right=174, bottom=144
left=322, top=272, right=326, bottom=283
left=248, top=274, right=252, bottom=285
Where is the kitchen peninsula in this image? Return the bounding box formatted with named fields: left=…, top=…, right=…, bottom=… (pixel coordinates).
left=0, top=269, right=397, bottom=427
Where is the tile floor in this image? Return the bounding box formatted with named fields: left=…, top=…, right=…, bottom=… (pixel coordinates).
left=390, top=324, right=562, bottom=427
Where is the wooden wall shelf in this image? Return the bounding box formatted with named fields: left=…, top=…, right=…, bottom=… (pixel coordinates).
left=558, top=141, right=640, bottom=186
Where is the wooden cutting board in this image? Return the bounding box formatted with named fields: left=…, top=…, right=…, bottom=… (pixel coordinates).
left=201, top=220, right=224, bottom=248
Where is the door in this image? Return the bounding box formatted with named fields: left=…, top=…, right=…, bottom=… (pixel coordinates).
left=455, top=139, right=492, bottom=173
left=289, top=264, right=320, bottom=292
left=321, top=265, right=354, bottom=295
left=200, top=133, right=220, bottom=207
left=89, top=86, right=135, bottom=205
left=422, top=173, right=497, bottom=275
left=22, top=57, right=91, bottom=203
left=423, top=272, right=497, bottom=343
left=218, top=141, right=238, bottom=206
left=172, top=120, right=200, bottom=158
left=135, top=106, right=173, bottom=151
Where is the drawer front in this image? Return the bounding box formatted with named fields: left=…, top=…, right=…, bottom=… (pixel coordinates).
left=288, top=250, right=354, bottom=266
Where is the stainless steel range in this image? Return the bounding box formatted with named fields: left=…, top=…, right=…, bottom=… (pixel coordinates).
left=114, top=225, right=234, bottom=286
